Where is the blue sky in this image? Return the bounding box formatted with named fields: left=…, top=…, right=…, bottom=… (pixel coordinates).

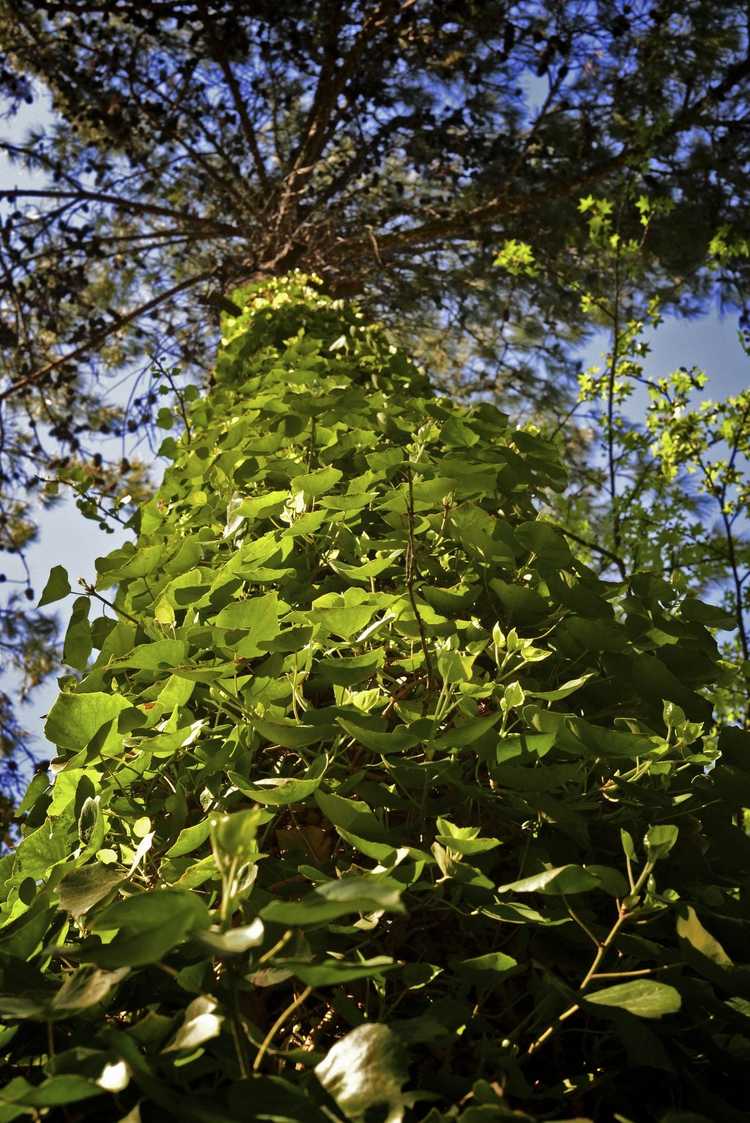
left=2, top=90, right=748, bottom=757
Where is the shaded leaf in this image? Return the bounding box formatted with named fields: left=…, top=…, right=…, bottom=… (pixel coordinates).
left=315, top=1023, right=411, bottom=1123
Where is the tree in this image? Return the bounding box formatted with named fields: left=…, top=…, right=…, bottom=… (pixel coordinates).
left=1, top=275, right=747, bottom=1121
left=514, top=194, right=750, bottom=725
left=1, top=1, right=750, bottom=762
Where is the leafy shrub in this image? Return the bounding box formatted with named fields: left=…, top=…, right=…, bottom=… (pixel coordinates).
left=1, top=275, right=748, bottom=1122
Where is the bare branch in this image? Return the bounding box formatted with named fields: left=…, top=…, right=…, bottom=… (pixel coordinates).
left=0, top=188, right=242, bottom=236
left=0, top=269, right=214, bottom=404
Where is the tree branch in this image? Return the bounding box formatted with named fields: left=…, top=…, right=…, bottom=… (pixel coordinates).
left=0, top=269, right=214, bottom=404
left=0, top=188, right=242, bottom=236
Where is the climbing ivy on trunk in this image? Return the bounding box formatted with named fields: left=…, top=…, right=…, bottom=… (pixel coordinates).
left=0, top=276, right=748, bottom=1122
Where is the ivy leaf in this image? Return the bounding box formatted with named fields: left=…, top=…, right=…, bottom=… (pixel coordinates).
left=38, top=564, right=71, bottom=607
left=162, top=996, right=223, bottom=1053
left=644, top=825, right=679, bottom=862
left=58, top=864, right=125, bottom=918
left=260, top=875, right=405, bottom=925
left=676, top=905, right=733, bottom=968
left=63, top=595, right=93, bottom=670
left=44, top=692, right=133, bottom=753
left=497, top=864, right=626, bottom=896
left=584, top=979, right=682, bottom=1018
left=315, top=1023, right=412, bottom=1123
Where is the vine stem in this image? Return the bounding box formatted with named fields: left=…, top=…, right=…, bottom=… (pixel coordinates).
left=230, top=982, right=251, bottom=1078
left=525, top=862, right=654, bottom=1057
left=606, top=228, right=623, bottom=553
left=253, top=986, right=312, bottom=1072
left=81, top=581, right=142, bottom=627
left=404, top=463, right=435, bottom=688
left=152, top=355, right=192, bottom=444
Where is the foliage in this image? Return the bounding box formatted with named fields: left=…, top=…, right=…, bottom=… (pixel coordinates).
left=523, top=192, right=750, bottom=724
left=0, top=277, right=748, bottom=1121
left=2, top=1, right=750, bottom=757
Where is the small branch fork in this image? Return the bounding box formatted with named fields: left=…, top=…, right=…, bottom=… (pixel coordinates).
left=525, top=862, right=657, bottom=1057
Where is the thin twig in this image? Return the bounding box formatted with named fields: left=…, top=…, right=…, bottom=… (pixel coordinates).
left=253, top=986, right=312, bottom=1072
left=562, top=894, right=600, bottom=949
left=404, top=464, right=435, bottom=688
left=81, top=582, right=141, bottom=628
left=526, top=863, right=654, bottom=1057
left=0, top=271, right=214, bottom=404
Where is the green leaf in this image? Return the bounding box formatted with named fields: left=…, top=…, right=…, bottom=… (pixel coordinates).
left=317, top=648, right=385, bottom=686
left=566, top=719, right=661, bottom=760
left=260, top=875, right=405, bottom=925
left=165, top=820, right=211, bottom=858
left=227, top=1077, right=318, bottom=1123
left=680, top=598, right=736, bottom=627
left=515, top=521, right=572, bottom=566
left=38, top=564, right=71, bottom=607
left=63, top=595, right=93, bottom=670
left=432, top=712, right=500, bottom=749
left=330, top=556, right=398, bottom=584
left=337, top=718, right=419, bottom=754
left=435, top=818, right=500, bottom=855
left=291, top=465, right=343, bottom=498
left=644, top=825, right=679, bottom=862
left=253, top=715, right=332, bottom=748
left=45, top=692, right=132, bottom=753
left=563, top=616, right=627, bottom=652
left=676, top=905, right=733, bottom=968
left=51, top=966, right=129, bottom=1013
left=162, top=996, right=223, bottom=1053
left=528, top=674, right=594, bottom=701
left=316, top=603, right=378, bottom=640
left=315, top=789, right=390, bottom=842
left=490, top=578, right=549, bottom=621
left=620, top=829, right=637, bottom=862
left=58, top=864, right=125, bottom=918
left=452, top=951, right=518, bottom=981
left=212, top=592, right=280, bottom=656
left=209, top=808, right=266, bottom=861
left=75, top=894, right=209, bottom=969
left=236, top=489, right=289, bottom=520
left=230, top=771, right=324, bottom=805
left=14, top=1076, right=103, bottom=1107
left=315, top=1023, right=412, bottom=1123
left=436, top=648, right=476, bottom=684
left=111, top=639, right=189, bottom=670
left=282, top=956, right=396, bottom=986
left=91, top=888, right=209, bottom=934
left=584, top=979, right=682, bottom=1018
left=497, top=864, right=626, bottom=896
